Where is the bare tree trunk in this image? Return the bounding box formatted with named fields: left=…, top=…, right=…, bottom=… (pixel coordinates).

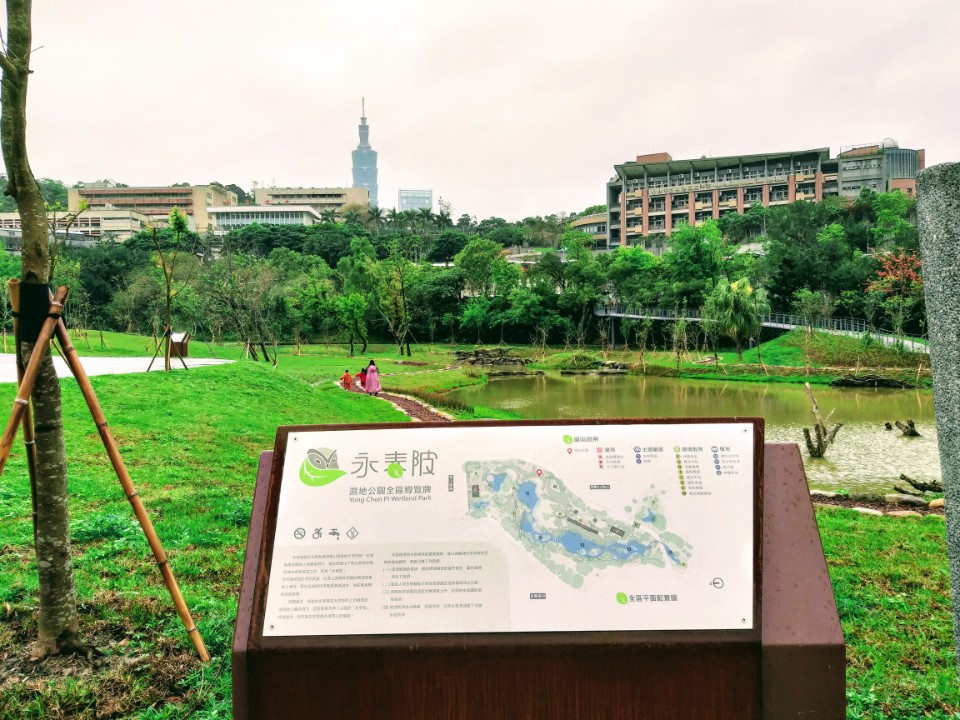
left=23, top=340, right=80, bottom=656
left=2, top=0, right=80, bottom=657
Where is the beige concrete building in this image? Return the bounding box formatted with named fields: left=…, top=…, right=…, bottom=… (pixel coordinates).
left=208, top=205, right=323, bottom=236
left=570, top=212, right=607, bottom=249
left=68, top=183, right=237, bottom=233
left=253, top=186, right=369, bottom=215
left=0, top=208, right=151, bottom=242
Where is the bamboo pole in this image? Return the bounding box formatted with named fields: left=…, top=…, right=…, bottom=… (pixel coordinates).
left=52, top=319, right=210, bottom=662
left=0, top=286, right=69, bottom=474
left=146, top=326, right=166, bottom=372
left=8, top=280, right=41, bottom=545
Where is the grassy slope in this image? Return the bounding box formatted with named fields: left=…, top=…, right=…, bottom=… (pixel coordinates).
left=0, top=337, right=952, bottom=718
left=0, top=362, right=407, bottom=719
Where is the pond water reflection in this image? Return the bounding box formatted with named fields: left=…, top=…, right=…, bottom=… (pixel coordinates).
left=446, top=374, right=939, bottom=492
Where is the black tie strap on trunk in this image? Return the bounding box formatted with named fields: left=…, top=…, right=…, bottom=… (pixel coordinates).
left=18, top=283, right=52, bottom=343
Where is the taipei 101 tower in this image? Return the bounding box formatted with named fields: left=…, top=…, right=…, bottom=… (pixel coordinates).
left=351, top=98, right=378, bottom=206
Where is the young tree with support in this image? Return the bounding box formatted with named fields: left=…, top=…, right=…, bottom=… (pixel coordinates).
left=0, top=1, right=208, bottom=662
left=1, top=0, right=82, bottom=658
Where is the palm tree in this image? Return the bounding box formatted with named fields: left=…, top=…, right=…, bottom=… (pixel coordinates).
left=320, top=209, right=338, bottom=224
left=343, top=208, right=362, bottom=225
left=386, top=207, right=401, bottom=229
left=702, top=278, right=770, bottom=362
left=367, top=206, right=385, bottom=234
left=436, top=210, right=453, bottom=231
left=400, top=210, right=418, bottom=233
left=417, top=207, right=434, bottom=234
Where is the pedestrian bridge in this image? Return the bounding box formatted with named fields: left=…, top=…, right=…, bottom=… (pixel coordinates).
left=594, top=305, right=928, bottom=354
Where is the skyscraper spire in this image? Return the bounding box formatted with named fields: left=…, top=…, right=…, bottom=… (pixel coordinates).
left=352, top=99, right=378, bottom=206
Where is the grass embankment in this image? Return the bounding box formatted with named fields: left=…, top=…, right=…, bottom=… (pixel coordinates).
left=0, top=338, right=951, bottom=718
left=0, top=362, right=408, bottom=718
left=526, top=329, right=931, bottom=386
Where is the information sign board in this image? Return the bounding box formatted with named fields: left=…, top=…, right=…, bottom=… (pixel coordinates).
left=260, top=419, right=760, bottom=637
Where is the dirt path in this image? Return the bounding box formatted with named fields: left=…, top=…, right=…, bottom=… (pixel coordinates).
left=379, top=392, right=451, bottom=422
left=347, top=384, right=451, bottom=422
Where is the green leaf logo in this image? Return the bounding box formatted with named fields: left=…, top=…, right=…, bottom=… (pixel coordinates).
left=562, top=435, right=573, bottom=445
left=300, top=448, right=346, bottom=487
left=386, top=462, right=405, bottom=479
left=616, top=592, right=629, bottom=605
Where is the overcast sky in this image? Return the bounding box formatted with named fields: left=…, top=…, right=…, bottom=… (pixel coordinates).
left=5, top=0, right=959, bottom=220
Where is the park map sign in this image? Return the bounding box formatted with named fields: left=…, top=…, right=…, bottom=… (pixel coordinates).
left=261, top=419, right=759, bottom=637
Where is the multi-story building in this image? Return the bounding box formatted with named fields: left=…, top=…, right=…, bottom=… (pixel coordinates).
left=606, top=140, right=924, bottom=252
left=351, top=99, right=379, bottom=207
left=207, top=205, right=322, bottom=236
left=253, top=186, right=369, bottom=215
left=836, top=139, right=925, bottom=198
left=570, top=212, right=607, bottom=249
left=68, top=182, right=237, bottom=234
left=0, top=208, right=151, bottom=242
left=1, top=226, right=95, bottom=254
left=398, top=189, right=433, bottom=213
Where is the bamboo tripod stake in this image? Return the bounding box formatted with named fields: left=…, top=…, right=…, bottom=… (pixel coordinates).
left=1, top=282, right=210, bottom=662
left=8, top=281, right=41, bottom=547
left=0, top=287, right=69, bottom=472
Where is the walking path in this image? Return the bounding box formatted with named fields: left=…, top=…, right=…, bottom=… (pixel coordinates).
left=346, top=382, right=451, bottom=422
left=0, top=354, right=232, bottom=384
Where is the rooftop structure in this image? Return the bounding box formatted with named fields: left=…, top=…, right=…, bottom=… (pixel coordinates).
left=351, top=98, right=379, bottom=206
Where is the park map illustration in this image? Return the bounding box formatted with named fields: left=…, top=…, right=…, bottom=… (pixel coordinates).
left=465, top=459, right=692, bottom=588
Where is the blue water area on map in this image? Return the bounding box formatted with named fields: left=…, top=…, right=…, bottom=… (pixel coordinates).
left=642, top=509, right=656, bottom=523
left=487, top=472, right=507, bottom=492
left=515, top=485, right=659, bottom=563
left=517, top=481, right=539, bottom=509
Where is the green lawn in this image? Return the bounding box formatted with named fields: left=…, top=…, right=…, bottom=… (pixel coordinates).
left=0, top=339, right=954, bottom=718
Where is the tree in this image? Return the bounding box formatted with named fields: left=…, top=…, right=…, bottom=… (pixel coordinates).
left=702, top=278, right=769, bottom=362
left=660, top=221, right=724, bottom=307
left=153, top=208, right=196, bottom=370
left=871, top=191, right=918, bottom=250
left=223, top=183, right=249, bottom=204
left=866, top=250, right=923, bottom=344
left=1, top=0, right=81, bottom=657
left=367, top=206, right=385, bottom=234
left=455, top=237, right=506, bottom=297
left=427, top=229, right=469, bottom=264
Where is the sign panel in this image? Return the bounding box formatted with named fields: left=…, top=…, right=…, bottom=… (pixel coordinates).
left=262, top=421, right=757, bottom=637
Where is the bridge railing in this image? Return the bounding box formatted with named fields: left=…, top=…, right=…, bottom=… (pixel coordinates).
left=595, top=305, right=871, bottom=333
left=595, top=305, right=929, bottom=352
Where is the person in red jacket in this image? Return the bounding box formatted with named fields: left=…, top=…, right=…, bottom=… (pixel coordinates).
left=356, top=367, right=367, bottom=391
left=339, top=369, right=352, bottom=390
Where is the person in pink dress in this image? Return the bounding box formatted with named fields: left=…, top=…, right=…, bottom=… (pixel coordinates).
left=364, top=360, right=381, bottom=396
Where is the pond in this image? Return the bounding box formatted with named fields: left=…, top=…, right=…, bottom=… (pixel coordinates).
left=446, top=374, right=940, bottom=493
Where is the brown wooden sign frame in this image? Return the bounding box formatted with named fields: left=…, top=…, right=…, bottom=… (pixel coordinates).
left=234, top=418, right=843, bottom=719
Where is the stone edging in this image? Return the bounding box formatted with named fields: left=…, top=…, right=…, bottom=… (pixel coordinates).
left=811, top=489, right=945, bottom=518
